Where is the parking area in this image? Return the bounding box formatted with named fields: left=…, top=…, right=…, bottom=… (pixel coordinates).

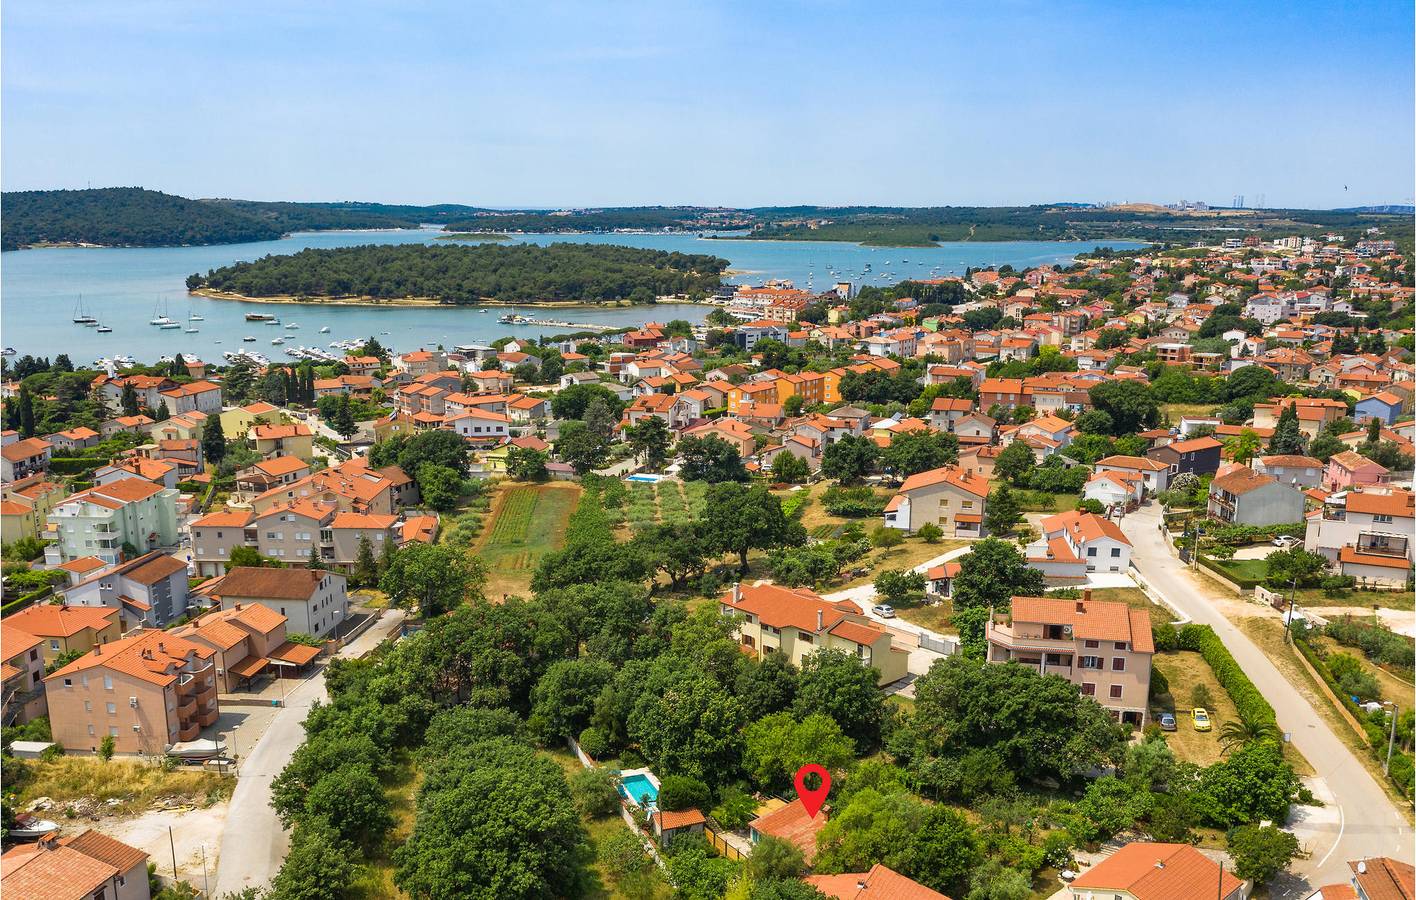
left=1233, top=544, right=1281, bottom=560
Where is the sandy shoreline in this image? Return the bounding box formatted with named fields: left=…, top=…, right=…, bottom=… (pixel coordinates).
left=189, top=287, right=709, bottom=310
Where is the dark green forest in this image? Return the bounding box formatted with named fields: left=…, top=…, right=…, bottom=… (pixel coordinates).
left=187, top=242, right=730, bottom=304
left=0, top=188, right=419, bottom=250
left=441, top=206, right=741, bottom=233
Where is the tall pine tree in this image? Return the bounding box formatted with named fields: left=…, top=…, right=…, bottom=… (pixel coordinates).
left=1268, top=404, right=1306, bottom=455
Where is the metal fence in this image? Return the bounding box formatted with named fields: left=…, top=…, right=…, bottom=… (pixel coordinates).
left=705, top=827, right=746, bottom=861
left=917, top=633, right=956, bottom=655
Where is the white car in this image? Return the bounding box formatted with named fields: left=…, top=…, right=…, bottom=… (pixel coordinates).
left=871, top=604, right=896, bottom=618
left=1271, top=535, right=1298, bottom=548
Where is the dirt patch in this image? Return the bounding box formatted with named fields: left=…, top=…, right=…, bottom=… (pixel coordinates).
left=1151, top=651, right=1241, bottom=767
left=105, top=803, right=230, bottom=890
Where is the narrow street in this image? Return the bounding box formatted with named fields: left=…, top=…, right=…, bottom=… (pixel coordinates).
left=211, top=609, right=406, bottom=896
left=1120, top=504, right=1412, bottom=888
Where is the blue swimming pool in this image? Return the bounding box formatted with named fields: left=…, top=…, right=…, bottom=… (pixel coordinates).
left=620, top=773, right=659, bottom=807
left=625, top=474, right=662, bottom=483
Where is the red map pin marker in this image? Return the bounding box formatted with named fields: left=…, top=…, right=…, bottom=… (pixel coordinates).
left=794, top=764, right=831, bottom=819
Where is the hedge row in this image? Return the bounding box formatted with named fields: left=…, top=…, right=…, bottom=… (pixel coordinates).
left=1196, top=555, right=1262, bottom=589
left=1, top=586, right=52, bottom=618
left=1175, top=623, right=1276, bottom=728
left=47, top=457, right=107, bottom=476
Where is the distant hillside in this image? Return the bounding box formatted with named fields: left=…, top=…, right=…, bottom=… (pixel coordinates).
left=0, top=188, right=424, bottom=251
left=1, top=187, right=289, bottom=250
left=1333, top=205, right=1414, bottom=215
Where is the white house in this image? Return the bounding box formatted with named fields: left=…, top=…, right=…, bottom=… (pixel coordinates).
left=1025, top=510, right=1133, bottom=581
left=1094, top=455, right=1170, bottom=495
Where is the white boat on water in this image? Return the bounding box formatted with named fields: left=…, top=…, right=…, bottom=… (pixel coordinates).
left=97, top=325, right=113, bottom=333
left=2, top=348, right=15, bottom=356
left=242, top=336, right=257, bottom=342
left=271, top=337, right=285, bottom=345
left=319, top=326, right=331, bottom=333
left=73, top=295, right=98, bottom=325
left=9, top=814, right=60, bottom=840
left=285, top=322, right=300, bottom=329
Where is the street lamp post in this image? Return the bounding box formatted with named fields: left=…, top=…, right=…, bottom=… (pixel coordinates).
left=1385, top=702, right=1400, bottom=775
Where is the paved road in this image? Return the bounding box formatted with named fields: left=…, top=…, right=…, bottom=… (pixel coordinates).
left=212, top=609, right=406, bottom=896
left=1121, top=504, right=1411, bottom=887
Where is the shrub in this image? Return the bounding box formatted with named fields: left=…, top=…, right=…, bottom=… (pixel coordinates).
left=1152, top=624, right=1178, bottom=653
left=597, top=829, right=650, bottom=876
left=657, top=775, right=710, bottom=812
left=870, top=526, right=904, bottom=549
left=1325, top=618, right=1415, bottom=669
left=569, top=768, right=621, bottom=819
left=917, top=522, right=943, bottom=543
left=821, top=486, right=886, bottom=517
left=577, top=726, right=612, bottom=761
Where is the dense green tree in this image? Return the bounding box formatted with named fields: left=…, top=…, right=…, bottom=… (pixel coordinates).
left=792, top=648, right=886, bottom=749
left=992, top=440, right=1035, bottom=486
left=745, top=835, right=807, bottom=882
left=1227, top=823, right=1301, bottom=885
left=555, top=420, right=608, bottom=475
left=1268, top=404, right=1307, bottom=455
left=567, top=767, right=620, bottom=819
left=735, top=653, right=799, bottom=722
left=394, top=746, right=585, bottom=900
left=821, top=434, right=880, bottom=483
left=119, top=382, right=140, bottom=417
left=678, top=435, right=749, bottom=482
left=302, top=765, right=393, bottom=849
left=882, top=430, right=959, bottom=476
left=352, top=534, right=379, bottom=588
left=950, top=538, right=1046, bottom=612
left=983, top=484, right=1022, bottom=536
left=626, top=416, right=673, bottom=469
left=1088, top=380, right=1159, bottom=435
left=702, top=483, right=794, bottom=571
left=628, top=674, right=745, bottom=785
left=380, top=542, right=483, bottom=616
left=743, top=711, right=855, bottom=791
left=529, top=657, right=615, bottom=744
left=506, top=445, right=549, bottom=481
left=268, top=817, right=357, bottom=900
left=770, top=450, right=811, bottom=484
left=550, top=383, right=625, bottom=421
left=415, top=463, right=464, bottom=512
left=200, top=413, right=227, bottom=464
left=1194, top=740, right=1299, bottom=828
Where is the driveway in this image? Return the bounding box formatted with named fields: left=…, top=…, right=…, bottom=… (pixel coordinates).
left=1121, top=504, right=1412, bottom=887
left=212, top=609, right=406, bottom=896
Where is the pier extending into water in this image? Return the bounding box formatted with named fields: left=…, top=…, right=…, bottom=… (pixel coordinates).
left=497, top=313, right=622, bottom=332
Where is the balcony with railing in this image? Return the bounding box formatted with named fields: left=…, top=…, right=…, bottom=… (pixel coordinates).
left=197, top=705, right=219, bottom=727
left=987, top=617, right=1076, bottom=653
left=177, top=697, right=198, bottom=720
left=1356, top=533, right=1409, bottom=558
left=176, top=673, right=197, bottom=696
left=177, top=722, right=200, bottom=741
left=195, top=682, right=217, bottom=707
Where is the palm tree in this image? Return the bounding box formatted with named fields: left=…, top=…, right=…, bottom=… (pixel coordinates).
left=1218, top=718, right=1281, bottom=753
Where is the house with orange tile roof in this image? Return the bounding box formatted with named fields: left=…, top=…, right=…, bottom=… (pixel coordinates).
left=45, top=629, right=219, bottom=755
left=749, top=798, right=827, bottom=864
left=2, top=621, right=48, bottom=725
left=681, top=419, right=757, bottom=458
left=209, top=566, right=348, bottom=640
left=1, top=436, right=53, bottom=481
left=1067, top=841, right=1244, bottom=900
left=1082, top=470, right=1146, bottom=511
left=1147, top=435, right=1223, bottom=478
left=987, top=592, right=1154, bottom=726
left=1252, top=454, right=1324, bottom=489
left=233, top=455, right=312, bottom=495
left=170, top=600, right=301, bottom=692
left=651, top=807, right=707, bottom=848
left=249, top=422, right=315, bottom=462
left=883, top=466, right=990, bottom=536
left=720, top=582, right=908, bottom=686
left=1, top=829, right=151, bottom=900
left=805, top=864, right=951, bottom=900
left=1324, top=450, right=1391, bottom=492
left=60, top=550, right=192, bottom=629
left=1307, top=856, right=1414, bottom=900
left=157, top=379, right=222, bottom=416
left=45, top=426, right=101, bottom=452
left=1207, top=464, right=1305, bottom=526
left=1024, top=510, right=1133, bottom=580
left=5, top=604, right=122, bottom=666
left=1252, top=397, right=1349, bottom=439
left=2, top=476, right=67, bottom=543
left=44, top=478, right=180, bottom=568
left=100, top=413, right=156, bottom=438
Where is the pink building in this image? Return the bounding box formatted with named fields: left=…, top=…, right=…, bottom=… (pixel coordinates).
left=1324, top=450, right=1390, bottom=492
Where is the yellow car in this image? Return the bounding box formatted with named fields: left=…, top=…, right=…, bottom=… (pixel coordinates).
left=1192, top=708, right=1212, bottom=732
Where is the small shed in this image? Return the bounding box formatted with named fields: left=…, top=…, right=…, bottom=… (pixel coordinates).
left=652, top=807, right=706, bottom=848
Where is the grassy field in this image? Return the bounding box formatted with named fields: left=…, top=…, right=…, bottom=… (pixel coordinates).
left=15, top=757, right=232, bottom=817
left=1151, top=651, right=1241, bottom=767
left=542, top=749, right=674, bottom=900
left=1207, top=557, right=1268, bottom=584
left=1160, top=402, right=1221, bottom=421
left=1019, top=491, right=1079, bottom=513
left=898, top=599, right=955, bottom=635
left=836, top=538, right=969, bottom=590
left=1300, top=587, right=1415, bottom=612
left=475, top=482, right=581, bottom=599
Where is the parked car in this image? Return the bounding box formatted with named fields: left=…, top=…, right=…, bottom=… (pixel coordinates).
left=872, top=604, right=896, bottom=618
left=1158, top=712, right=1177, bottom=732
left=1192, top=707, right=1212, bottom=731
left=1272, top=535, right=1298, bottom=548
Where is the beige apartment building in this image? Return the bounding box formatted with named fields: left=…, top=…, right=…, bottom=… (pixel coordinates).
left=210, top=566, right=349, bottom=640
left=2, top=622, right=48, bottom=725
left=720, top=583, right=909, bottom=686
left=986, top=593, right=1153, bottom=726
left=170, top=602, right=318, bottom=692
left=190, top=500, right=397, bottom=577
left=45, top=630, right=219, bottom=755
left=4, top=604, right=122, bottom=666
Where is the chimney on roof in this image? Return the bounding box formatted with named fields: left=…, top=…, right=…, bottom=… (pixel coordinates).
left=1076, top=600, right=1086, bottom=614
left=817, top=609, right=824, bottom=630
left=94, top=644, right=102, bottom=655
left=731, top=583, right=741, bottom=604
left=856, top=880, right=868, bottom=891
left=157, top=641, right=164, bottom=652
left=1083, top=588, right=1092, bottom=604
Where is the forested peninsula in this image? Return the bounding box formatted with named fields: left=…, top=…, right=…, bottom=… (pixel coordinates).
left=186, top=242, right=730, bottom=304
left=0, top=188, right=422, bottom=251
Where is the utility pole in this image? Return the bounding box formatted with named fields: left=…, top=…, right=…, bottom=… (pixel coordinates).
left=1282, top=577, right=1298, bottom=643
left=169, top=825, right=178, bottom=881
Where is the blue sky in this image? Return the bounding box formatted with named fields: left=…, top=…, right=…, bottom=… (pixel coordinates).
left=3, top=1, right=1412, bottom=208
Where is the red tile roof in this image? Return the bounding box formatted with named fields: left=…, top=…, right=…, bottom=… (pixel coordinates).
left=1070, top=842, right=1243, bottom=900
left=805, top=864, right=951, bottom=900
left=750, top=798, right=826, bottom=863
left=1008, top=596, right=1154, bottom=652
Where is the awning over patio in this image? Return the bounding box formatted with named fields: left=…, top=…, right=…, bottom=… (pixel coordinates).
left=227, top=655, right=270, bottom=679
left=269, top=642, right=321, bottom=667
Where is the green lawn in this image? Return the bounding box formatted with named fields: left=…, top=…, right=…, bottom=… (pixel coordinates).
left=476, top=482, right=581, bottom=598
left=1206, top=557, right=1267, bottom=584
